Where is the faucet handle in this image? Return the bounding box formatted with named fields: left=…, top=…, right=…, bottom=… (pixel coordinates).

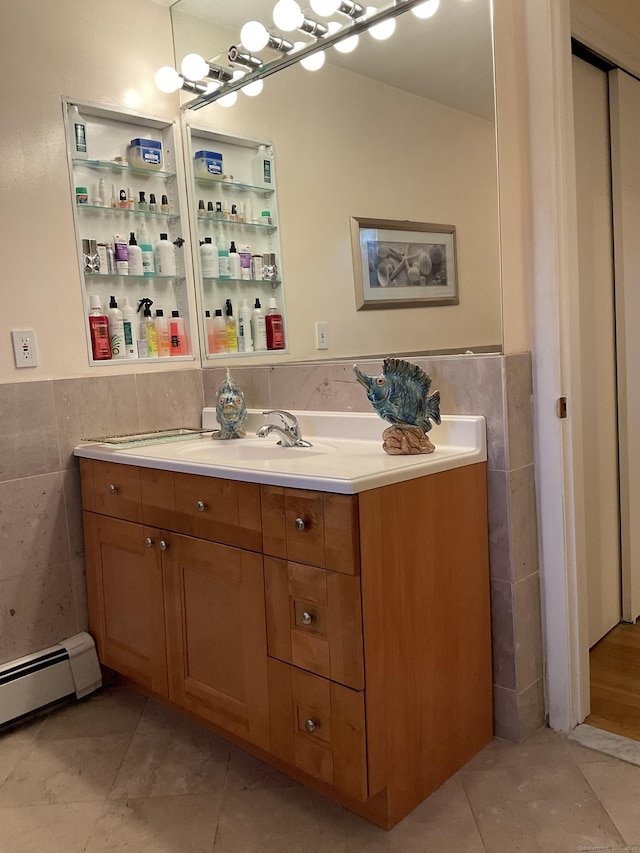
left=262, top=409, right=299, bottom=434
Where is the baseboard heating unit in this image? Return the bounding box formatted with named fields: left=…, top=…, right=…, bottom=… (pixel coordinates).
left=0, top=632, right=102, bottom=726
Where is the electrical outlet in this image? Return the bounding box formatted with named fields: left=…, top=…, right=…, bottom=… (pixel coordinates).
left=11, top=330, right=38, bottom=368
left=315, top=322, right=328, bottom=350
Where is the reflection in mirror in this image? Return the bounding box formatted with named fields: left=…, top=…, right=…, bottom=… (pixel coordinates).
left=171, top=0, right=501, bottom=365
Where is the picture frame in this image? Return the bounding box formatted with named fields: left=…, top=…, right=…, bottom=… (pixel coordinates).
left=350, top=217, right=458, bottom=310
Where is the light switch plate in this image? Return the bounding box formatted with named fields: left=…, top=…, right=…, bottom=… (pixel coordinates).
left=315, top=322, right=328, bottom=350
left=11, top=329, right=38, bottom=367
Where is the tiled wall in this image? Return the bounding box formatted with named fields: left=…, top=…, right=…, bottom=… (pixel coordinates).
left=0, top=355, right=543, bottom=742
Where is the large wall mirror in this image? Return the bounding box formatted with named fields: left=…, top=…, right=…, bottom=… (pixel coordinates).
left=170, top=0, right=501, bottom=364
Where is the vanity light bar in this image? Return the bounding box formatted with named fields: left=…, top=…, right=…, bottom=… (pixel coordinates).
left=183, top=0, right=434, bottom=111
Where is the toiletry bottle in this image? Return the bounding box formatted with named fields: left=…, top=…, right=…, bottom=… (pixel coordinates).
left=154, top=233, right=177, bottom=276
left=200, top=237, right=219, bottom=278
left=155, top=309, right=170, bottom=356
left=119, top=189, right=128, bottom=209
left=207, top=201, right=214, bottom=216
left=265, top=297, right=285, bottom=350
left=98, top=178, right=108, bottom=207
left=251, top=254, right=264, bottom=280
left=97, top=242, right=109, bottom=275
left=137, top=298, right=156, bottom=357
left=138, top=221, right=155, bottom=276
left=252, top=298, right=267, bottom=351
left=69, top=105, right=88, bottom=159
left=127, top=232, right=143, bottom=276
left=161, top=194, right=170, bottom=214
left=120, top=297, right=138, bottom=359
left=218, top=246, right=230, bottom=280
left=252, top=144, right=274, bottom=188
left=239, top=245, right=252, bottom=280
left=222, top=200, right=230, bottom=220
left=110, top=183, right=118, bottom=209
left=238, top=299, right=254, bottom=353
left=127, top=187, right=135, bottom=210
left=106, top=242, right=116, bottom=274
left=169, top=310, right=187, bottom=356
left=230, top=204, right=238, bottom=222
left=212, top=308, right=228, bottom=353
left=113, top=234, right=129, bottom=274
left=228, top=241, right=241, bottom=279
left=137, top=191, right=147, bottom=212
left=205, top=310, right=215, bottom=354
left=225, top=299, right=238, bottom=352
left=198, top=199, right=206, bottom=218
left=107, top=295, right=126, bottom=359
left=243, top=198, right=254, bottom=225
left=215, top=201, right=223, bottom=220
left=88, top=295, right=112, bottom=360
left=149, top=193, right=157, bottom=213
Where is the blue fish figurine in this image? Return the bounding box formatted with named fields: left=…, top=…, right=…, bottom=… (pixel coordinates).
left=214, top=369, right=247, bottom=439
left=353, top=358, right=441, bottom=433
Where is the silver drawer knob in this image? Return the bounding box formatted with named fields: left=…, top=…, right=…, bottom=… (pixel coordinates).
left=301, top=611, right=314, bottom=626
left=304, top=719, right=317, bottom=734
left=294, top=517, right=306, bottom=532
left=108, top=484, right=118, bottom=495
left=196, top=500, right=206, bottom=512
left=159, top=540, right=168, bottom=551
left=144, top=537, right=154, bottom=548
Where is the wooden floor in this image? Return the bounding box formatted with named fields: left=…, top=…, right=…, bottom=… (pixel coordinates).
left=588, top=620, right=640, bottom=741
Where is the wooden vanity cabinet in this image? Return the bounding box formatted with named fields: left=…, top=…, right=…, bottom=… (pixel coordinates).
left=79, top=457, right=492, bottom=829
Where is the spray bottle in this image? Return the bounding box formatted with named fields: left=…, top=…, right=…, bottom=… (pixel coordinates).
left=120, top=297, right=138, bottom=359
left=137, top=297, right=155, bottom=357
left=107, top=295, right=126, bottom=359
left=138, top=221, right=155, bottom=276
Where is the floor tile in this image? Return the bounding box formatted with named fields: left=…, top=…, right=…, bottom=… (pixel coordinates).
left=213, top=786, right=349, bottom=852
left=0, top=733, right=131, bottom=806
left=37, top=688, right=147, bottom=740
left=0, top=802, right=104, bottom=853
left=345, top=775, right=486, bottom=851
left=84, top=793, right=222, bottom=853
left=581, top=759, right=640, bottom=846
left=224, top=745, right=298, bottom=792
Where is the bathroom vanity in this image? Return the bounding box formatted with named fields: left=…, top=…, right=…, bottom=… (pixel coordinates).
left=76, top=412, right=492, bottom=828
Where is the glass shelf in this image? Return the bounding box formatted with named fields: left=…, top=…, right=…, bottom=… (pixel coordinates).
left=203, top=276, right=281, bottom=286
left=194, top=175, right=273, bottom=195
left=76, top=204, right=179, bottom=220
left=196, top=216, right=276, bottom=231
left=72, top=158, right=176, bottom=179
left=84, top=273, right=186, bottom=283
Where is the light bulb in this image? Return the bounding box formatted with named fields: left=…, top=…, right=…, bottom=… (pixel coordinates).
left=327, top=20, right=359, bottom=52
left=154, top=66, right=182, bottom=93
left=205, top=81, right=221, bottom=94
left=243, top=78, right=264, bottom=96
left=300, top=49, right=326, bottom=70
left=310, top=0, right=341, bottom=16
left=218, top=91, right=238, bottom=107
left=368, top=11, right=396, bottom=40
left=273, top=0, right=304, bottom=31
left=412, top=0, right=439, bottom=19
left=232, top=69, right=246, bottom=81
left=180, top=53, right=209, bottom=81
left=241, top=21, right=270, bottom=52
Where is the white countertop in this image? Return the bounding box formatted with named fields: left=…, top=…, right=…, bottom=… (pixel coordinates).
left=74, top=410, right=486, bottom=495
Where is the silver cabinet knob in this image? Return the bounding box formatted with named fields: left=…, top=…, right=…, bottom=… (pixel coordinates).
left=144, top=537, right=154, bottom=548
left=159, top=540, right=168, bottom=551
left=300, top=611, right=314, bottom=626
left=294, top=517, right=306, bottom=532
left=196, top=500, right=206, bottom=512
left=108, top=484, right=118, bottom=495
left=304, top=719, right=317, bottom=734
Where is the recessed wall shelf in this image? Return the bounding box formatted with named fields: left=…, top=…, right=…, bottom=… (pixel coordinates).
left=73, top=158, right=177, bottom=180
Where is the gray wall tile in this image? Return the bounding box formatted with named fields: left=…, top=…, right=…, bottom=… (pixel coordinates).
left=490, top=579, right=517, bottom=690
left=0, top=382, right=61, bottom=482
left=517, top=677, right=546, bottom=742
left=509, top=464, right=539, bottom=582
left=487, top=469, right=511, bottom=582
left=203, top=367, right=272, bottom=410
left=492, top=685, right=519, bottom=742
left=514, top=572, right=544, bottom=692
left=505, top=353, right=534, bottom=469
left=134, top=369, right=203, bottom=432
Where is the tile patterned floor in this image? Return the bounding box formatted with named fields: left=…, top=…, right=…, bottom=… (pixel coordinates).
left=1, top=686, right=640, bottom=853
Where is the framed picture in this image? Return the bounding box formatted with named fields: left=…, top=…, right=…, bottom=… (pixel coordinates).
left=350, top=217, right=458, bottom=310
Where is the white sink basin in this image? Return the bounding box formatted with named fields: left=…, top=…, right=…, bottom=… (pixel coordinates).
left=75, top=411, right=486, bottom=494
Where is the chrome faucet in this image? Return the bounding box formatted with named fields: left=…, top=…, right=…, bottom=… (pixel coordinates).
left=256, top=410, right=312, bottom=447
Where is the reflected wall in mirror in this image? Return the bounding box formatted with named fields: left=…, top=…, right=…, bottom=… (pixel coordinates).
left=171, top=0, right=501, bottom=365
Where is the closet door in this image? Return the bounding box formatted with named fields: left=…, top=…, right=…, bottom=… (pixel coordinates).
left=610, top=68, right=640, bottom=624
left=572, top=55, right=620, bottom=646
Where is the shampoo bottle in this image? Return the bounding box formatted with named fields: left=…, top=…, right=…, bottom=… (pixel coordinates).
left=107, top=295, right=126, bottom=359
left=169, top=310, right=187, bottom=356
left=120, top=297, right=138, bottom=359
left=266, top=297, right=285, bottom=350
left=127, top=232, right=143, bottom=276
left=238, top=299, right=254, bottom=353
left=212, top=308, right=228, bottom=353
left=155, top=309, right=170, bottom=356
left=200, top=237, right=219, bottom=278
left=88, top=295, right=111, bottom=361
left=218, top=246, right=230, bottom=280
left=225, top=299, right=238, bottom=352
left=252, top=298, right=267, bottom=351
left=69, top=105, right=88, bottom=159
left=252, top=144, right=274, bottom=188
left=138, top=221, right=155, bottom=277
left=137, top=298, right=156, bottom=357
left=154, top=233, right=177, bottom=276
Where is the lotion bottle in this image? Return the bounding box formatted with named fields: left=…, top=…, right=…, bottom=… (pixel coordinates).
left=252, top=144, right=274, bottom=188
left=120, top=297, right=138, bottom=359
left=251, top=298, right=267, bottom=351
left=138, top=221, right=155, bottom=277
left=154, top=233, right=177, bottom=276
left=225, top=299, right=238, bottom=352
left=266, top=297, right=285, bottom=350
left=218, top=246, right=230, bottom=280
left=169, top=310, right=187, bottom=356
left=200, top=237, right=219, bottom=278
left=127, top=232, right=143, bottom=276
left=69, top=105, right=88, bottom=159
left=229, top=241, right=241, bottom=279
left=107, top=295, right=126, bottom=359
left=155, top=309, right=170, bottom=356
left=88, top=295, right=111, bottom=360
left=238, top=299, right=253, bottom=353
left=212, top=308, right=228, bottom=353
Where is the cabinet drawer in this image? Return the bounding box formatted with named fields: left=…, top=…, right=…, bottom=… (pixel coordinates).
left=173, top=472, right=262, bottom=551
left=268, top=658, right=368, bottom=801
left=261, top=486, right=359, bottom=574
left=85, top=459, right=142, bottom=522
left=265, top=558, right=364, bottom=690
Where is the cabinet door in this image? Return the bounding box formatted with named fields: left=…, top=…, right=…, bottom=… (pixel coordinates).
left=163, top=533, right=270, bottom=750
left=83, top=512, right=168, bottom=695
